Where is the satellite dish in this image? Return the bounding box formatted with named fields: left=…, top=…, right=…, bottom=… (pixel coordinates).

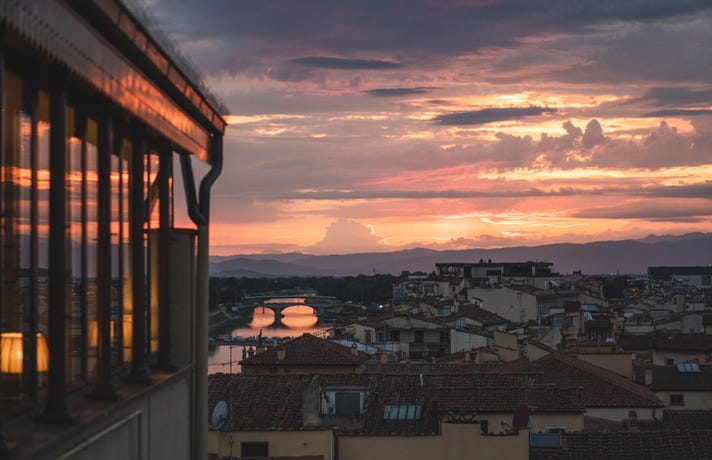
left=211, top=400, right=228, bottom=429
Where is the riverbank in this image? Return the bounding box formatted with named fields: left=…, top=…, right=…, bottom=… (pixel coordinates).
left=208, top=309, right=252, bottom=337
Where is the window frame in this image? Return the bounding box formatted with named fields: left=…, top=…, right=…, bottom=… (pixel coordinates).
left=240, top=441, right=268, bottom=459
left=669, top=394, right=685, bottom=406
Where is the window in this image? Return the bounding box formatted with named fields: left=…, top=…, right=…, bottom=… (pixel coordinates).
left=383, top=405, right=421, bottom=420
left=665, top=358, right=674, bottom=366
left=335, top=391, right=361, bottom=415
left=439, top=329, right=448, bottom=343
left=415, top=330, right=424, bottom=343
left=628, top=410, right=637, bottom=420
left=480, top=420, right=489, bottom=434
left=676, top=362, right=701, bottom=373
left=323, top=389, right=366, bottom=415
left=241, top=442, right=268, bottom=459
left=670, top=394, right=685, bottom=406
left=0, top=68, right=173, bottom=404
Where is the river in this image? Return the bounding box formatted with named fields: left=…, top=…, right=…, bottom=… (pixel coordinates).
left=207, top=304, right=330, bottom=374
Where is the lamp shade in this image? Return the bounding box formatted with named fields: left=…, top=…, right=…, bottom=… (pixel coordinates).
left=123, top=314, right=133, bottom=346
left=0, top=332, right=49, bottom=373
left=37, top=333, right=49, bottom=372
left=0, top=332, right=22, bottom=374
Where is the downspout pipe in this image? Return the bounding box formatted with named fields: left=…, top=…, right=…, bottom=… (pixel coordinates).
left=198, top=136, right=223, bottom=222
left=179, top=154, right=207, bottom=226
left=182, top=135, right=222, bottom=460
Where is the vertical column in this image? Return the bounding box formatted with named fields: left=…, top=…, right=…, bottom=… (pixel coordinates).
left=77, top=114, right=88, bottom=383
left=0, top=31, right=12, bottom=459
left=91, top=112, right=116, bottom=399
left=157, top=146, right=171, bottom=370
left=22, top=84, right=39, bottom=399
left=194, top=134, right=222, bottom=460
left=127, top=132, right=149, bottom=383
left=114, top=133, right=126, bottom=366
left=42, top=68, right=71, bottom=423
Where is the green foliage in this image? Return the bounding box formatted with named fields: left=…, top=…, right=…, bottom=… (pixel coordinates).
left=208, top=309, right=252, bottom=336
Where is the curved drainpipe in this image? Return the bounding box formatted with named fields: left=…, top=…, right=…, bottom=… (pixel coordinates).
left=199, top=136, right=223, bottom=222
left=181, top=135, right=222, bottom=460
left=179, top=153, right=207, bottom=226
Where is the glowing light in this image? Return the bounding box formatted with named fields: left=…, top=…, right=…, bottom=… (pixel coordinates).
left=0, top=332, right=49, bottom=373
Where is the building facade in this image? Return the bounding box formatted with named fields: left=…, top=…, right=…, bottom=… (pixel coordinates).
left=0, top=1, right=225, bottom=459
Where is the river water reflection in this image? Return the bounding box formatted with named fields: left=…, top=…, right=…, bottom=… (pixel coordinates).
left=208, top=305, right=329, bottom=374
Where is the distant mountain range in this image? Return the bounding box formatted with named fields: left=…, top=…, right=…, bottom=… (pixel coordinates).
left=209, top=233, right=712, bottom=277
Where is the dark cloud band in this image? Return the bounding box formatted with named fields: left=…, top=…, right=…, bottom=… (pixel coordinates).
left=643, top=109, right=712, bottom=117
left=290, top=57, right=403, bottom=70
left=434, top=106, right=557, bottom=125
left=365, top=87, right=436, bottom=97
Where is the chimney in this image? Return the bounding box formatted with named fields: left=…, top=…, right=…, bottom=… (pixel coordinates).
left=379, top=351, right=388, bottom=364
left=302, top=376, right=322, bottom=427
left=512, top=404, right=530, bottom=431
left=277, top=349, right=286, bottom=361
left=644, top=368, right=653, bottom=386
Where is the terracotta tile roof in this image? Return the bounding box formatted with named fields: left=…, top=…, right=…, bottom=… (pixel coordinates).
left=584, top=415, right=671, bottom=432
left=646, top=365, right=712, bottom=391
left=530, top=430, right=712, bottom=460
left=451, top=305, right=508, bottom=326
left=417, top=298, right=454, bottom=308
left=428, top=374, right=584, bottom=414
left=351, top=374, right=440, bottom=436
left=487, top=353, right=662, bottom=408
left=240, top=333, right=369, bottom=367
left=432, top=350, right=501, bottom=367
left=362, top=362, right=483, bottom=374
left=584, top=411, right=712, bottom=433
left=527, top=340, right=557, bottom=354
left=662, top=410, right=712, bottom=430
left=620, top=333, right=712, bottom=352
left=390, top=314, right=449, bottom=328
left=453, top=324, right=492, bottom=337
left=363, top=311, right=406, bottom=324
left=209, top=373, right=307, bottom=431
left=208, top=373, right=585, bottom=435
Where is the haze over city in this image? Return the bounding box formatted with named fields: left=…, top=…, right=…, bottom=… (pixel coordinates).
left=146, top=0, right=712, bottom=255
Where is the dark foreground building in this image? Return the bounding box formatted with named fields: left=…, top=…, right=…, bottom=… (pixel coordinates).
left=0, top=1, right=226, bottom=459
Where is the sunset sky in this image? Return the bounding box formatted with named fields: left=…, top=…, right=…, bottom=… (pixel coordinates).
left=146, top=0, right=712, bottom=255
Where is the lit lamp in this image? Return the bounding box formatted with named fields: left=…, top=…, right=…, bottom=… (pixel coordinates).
left=0, top=332, right=49, bottom=374
left=122, top=314, right=133, bottom=346
left=89, top=316, right=133, bottom=362
left=123, top=315, right=133, bottom=362
left=89, top=321, right=114, bottom=348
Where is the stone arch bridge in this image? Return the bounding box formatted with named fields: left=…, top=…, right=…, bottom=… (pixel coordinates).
left=235, top=295, right=364, bottom=326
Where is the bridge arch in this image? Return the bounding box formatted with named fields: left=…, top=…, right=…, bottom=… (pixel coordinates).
left=245, top=303, right=318, bottom=328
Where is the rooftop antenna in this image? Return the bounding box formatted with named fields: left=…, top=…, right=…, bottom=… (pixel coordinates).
left=229, top=345, right=235, bottom=459
left=211, top=400, right=228, bottom=430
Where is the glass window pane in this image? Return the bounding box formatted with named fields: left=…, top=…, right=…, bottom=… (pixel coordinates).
left=68, top=131, right=83, bottom=384
left=86, top=125, right=98, bottom=378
